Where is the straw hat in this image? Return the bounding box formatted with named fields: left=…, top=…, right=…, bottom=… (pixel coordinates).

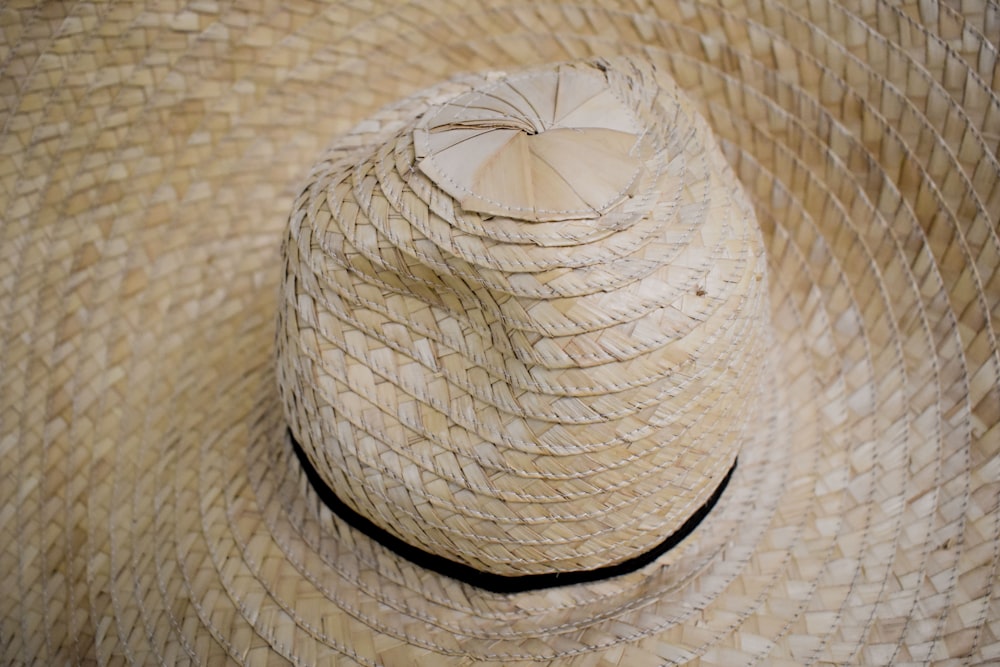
left=2, top=2, right=997, bottom=665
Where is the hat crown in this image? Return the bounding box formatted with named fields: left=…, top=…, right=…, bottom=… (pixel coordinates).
left=277, top=58, right=770, bottom=578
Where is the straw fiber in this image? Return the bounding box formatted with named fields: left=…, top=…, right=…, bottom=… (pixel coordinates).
left=1, top=1, right=998, bottom=666
left=276, top=58, right=768, bottom=578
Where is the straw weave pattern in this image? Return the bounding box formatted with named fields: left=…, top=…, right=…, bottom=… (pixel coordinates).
left=0, top=1, right=997, bottom=665
left=276, top=59, right=769, bottom=576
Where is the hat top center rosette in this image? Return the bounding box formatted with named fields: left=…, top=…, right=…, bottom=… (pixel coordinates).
left=413, top=64, right=644, bottom=222
left=277, top=58, right=770, bottom=587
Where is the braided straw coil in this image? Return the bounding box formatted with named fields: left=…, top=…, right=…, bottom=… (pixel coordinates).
left=276, top=58, right=768, bottom=577
left=1, top=1, right=998, bottom=666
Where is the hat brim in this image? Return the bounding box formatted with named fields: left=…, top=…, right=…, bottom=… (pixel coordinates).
left=2, top=1, right=998, bottom=665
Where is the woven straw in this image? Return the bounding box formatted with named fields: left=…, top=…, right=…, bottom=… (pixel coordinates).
left=276, top=58, right=768, bottom=577
left=2, top=1, right=999, bottom=666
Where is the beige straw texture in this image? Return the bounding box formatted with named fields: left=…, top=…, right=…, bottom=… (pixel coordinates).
left=1, top=1, right=998, bottom=666
left=276, top=58, right=768, bottom=576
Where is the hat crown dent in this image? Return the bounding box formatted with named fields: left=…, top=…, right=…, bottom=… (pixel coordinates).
left=277, top=58, right=770, bottom=579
